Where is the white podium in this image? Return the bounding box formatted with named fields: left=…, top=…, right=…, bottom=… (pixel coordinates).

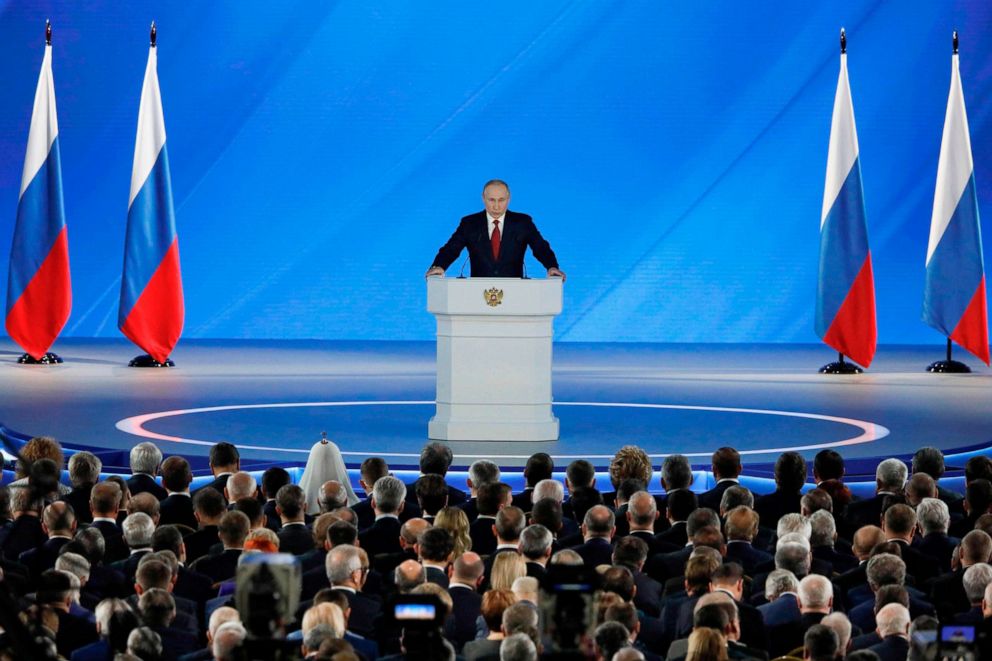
left=427, top=277, right=562, bottom=442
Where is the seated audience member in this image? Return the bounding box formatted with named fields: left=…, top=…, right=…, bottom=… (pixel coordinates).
left=904, top=472, right=937, bottom=508
left=112, top=512, right=155, bottom=580
left=669, top=592, right=765, bottom=661
left=127, top=442, right=167, bottom=500
left=182, top=605, right=240, bottom=661
left=532, top=478, right=579, bottom=536
left=194, top=442, right=240, bottom=503
left=54, top=551, right=93, bottom=611
left=627, top=491, right=673, bottom=557
left=530, top=497, right=566, bottom=541
left=353, top=457, right=389, bottom=529
left=594, top=620, right=632, bottom=660
left=501, top=631, right=539, bottom=661
left=835, top=525, right=886, bottom=597
left=718, top=485, right=755, bottom=518
left=126, top=626, right=163, bottom=660
left=568, top=485, right=606, bottom=527
left=274, top=484, right=313, bottom=555
left=183, top=487, right=226, bottom=564
left=723, top=506, right=772, bottom=575
left=222, top=472, right=257, bottom=509
left=660, top=453, right=694, bottom=503
left=138, top=588, right=199, bottom=660
left=459, top=460, right=501, bottom=523
left=809, top=510, right=858, bottom=574
left=127, top=492, right=161, bottom=525
left=709, top=562, right=767, bottom=651
left=212, top=621, right=248, bottom=661
left=359, top=475, right=407, bottom=557
left=131, top=554, right=200, bottom=633
left=151, top=524, right=214, bottom=605
left=564, top=459, right=598, bottom=517
left=434, top=505, right=472, bottom=559
left=800, top=489, right=833, bottom=517
left=19, top=501, right=76, bottom=580
left=647, top=510, right=721, bottom=583
left=847, top=459, right=908, bottom=532
left=415, top=473, right=449, bottom=522
left=11, top=436, right=71, bottom=497
left=820, top=612, right=853, bottom=658
left=260, top=466, right=291, bottom=532
left=71, top=597, right=140, bottom=660
left=38, top=569, right=99, bottom=657
left=325, top=544, right=380, bottom=638
left=189, top=510, right=250, bottom=583
left=513, top=453, right=554, bottom=512
left=69, top=526, right=127, bottom=605
left=105, top=475, right=132, bottom=524
left=657, top=489, right=698, bottom=549
left=672, top=553, right=728, bottom=638
left=803, top=623, right=840, bottom=661
left=758, top=569, right=800, bottom=630
left=316, top=481, right=349, bottom=514
left=867, top=602, right=911, bottom=661
left=754, top=452, right=806, bottom=524
left=603, top=601, right=655, bottom=659
left=159, top=456, right=198, bottom=531
left=912, top=446, right=964, bottom=508
left=470, top=482, right=512, bottom=555
left=848, top=554, right=934, bottom=632
left=953, top=562, right=992, bottom=625
left=571, top=505, right=616, bottom=568
left=950, top=478, right=992, bottom=539
left=931, top=529, right=992, bottom=621
left=604, top=446, right=653, bottom=507
left=612, top=536, right=662, bottom=618
left=406, top=442, right=467, bottom=506
left=416, top=526, right=454, bottom=587
left=881, top=503, right=937, bottom=583
left=89, top=481, right=129, bottom=563
left=698, top=447, right=742, bottom=511
left=519, top=523, right=554, bottom=580
left=489, top=550, right=527, bottom=591
left=63, top=451, right=102, bottom=525
left=462, top=589, right=520, bottom=660
left=445, top=552, right=485, bottom=650
left=914, top=497, right=958, bottom=573
left=373, top=517, right=428, bottom=577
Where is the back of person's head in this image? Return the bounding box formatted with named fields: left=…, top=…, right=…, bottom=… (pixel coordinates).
left=692, top=601, right=730, bottom=631
left=226, top=472, right=257, bottom=502
left=212, top=621, right=248, bottom=661
left=43, top=501, right=75, bottom=535
left=724, top=506, right=759, bottom=541
left=275, top=484, right=306, bottom=519
left=327, top=519, right=358, bottom=547
left=609, top=446, right=653, bottom=488
left=326, top=544, right=364, bottom=584
left=496, top=506, right=526, bottom=541
left=490, top=552, right=526, bottom=591
left=193, top=486, right=226, bottom=519
left=867, top=553, right=906, bottom=590
left=775, top=452, right=807, bottom=492
left=16, top=436, right=64, bottom=479
left=916, top=498, right=950, bottom=536
left=127, top=626, right=162, bottom=660
left=912, top=447, right=946, bottom=479
left=90, top=480, right=122, bottom=517
left=661, top=454, right=693, bottom=490
left=711, top=447, right=742, bottom=479
left=477, top=481, right=512, bottom=516
left=260, top=466, right=291, bottom=499
left=765, top=569, right=799, bottom=602
left=530, top=497, right=563, bottom=533
left=502, top=601, right=538, bottom=635
left=601, top=566, right=636, bottom=601
left=371, top=476, right=406, bottom=514
left=209, top=442, right=239, bottom=469
left=804, top=623, right=839, bottom=661
left=813, top=450, right=844, bottom=481
left=419, top=442, right=453, bottom=476
left=820, top=613, right=853, bottom=656
left=667, top=488, right=698, bottom=522
left=129, top=442, right=162, bottom=475
left=417, top=527, right=454, bottom=563
left=481, top=588, right=516, bottom=631
left=583, top=504, right=615, bottom=537
left=138, top=587, right=175, bottom=627
left=963, top=563, right=992, bottom=603
left=136, top=558, right=172, bottom=591
left=532, top=478, right=564, bottom=504
left=566, top=459, right=596, bottom=489
left=359, top=457, right=389, bottom=488
left=719, top=485, right=753, bottom=513
left=961, top=529, right=992, bottom=564
left=151, top=524, right=183, bottom=557
left=569, top=485, right=604, bottom=523
left=604, top=601, right=638, bottom=634
left=686, top=508, right=721, bottom=537
left=594, top=621, right=631, bottom=660
left=965, top=456, right=992, bottom=483
left=37, top=569, right=74, bottom=605
left=160, top=456, right=192, bottom=493
left=524, top=453, right=554, bottom=487
left=73, top=526, right=106, bottom=564
left=801, top=488, right=833, bottom=515
left=711, top=562, right=744, bottom=590
left=519, top=524, right=553, bottom=561
left=873, top=584, right=909, bottom=613
left=95, top=599, right=138, bottom=650
left=415, top=474, right=448, bottom=515
left=68, top=451, right=102, bottom=488
left=876, top=458, right=908, bottom=491
left=616, top=478, right=646, bottom=506
left=399, top=518, right=430, bottom=546
left=809, top=510, right=837, bottom=548
left=468, top=460, right=500, bottom=490
left=55, top=551, right=91, bottom=583
left=853, top=525, right=886, bottom=557
left=875, top=602, right=911, bottom=637
left=122, top=512, right=154, bottom=548
left=394, top=559, right=426, bottom=593
left=905, top=472, right=936, bottom=506
left=500, top=631, right=538, bottom=661
left=797, top=574, right=832, bottom=611
left=883, top=503, right=917, bottom=536
left=685, top=554, right=720, bottom=593
left=218, top=510, right=250, bottom=548
left=686, top=627, right=728, bottom=661
left=777, top=512, right=811, bottom=539
left=612, top=535, right=649, bottom=569
left=965, top=479, right=992, bottom=515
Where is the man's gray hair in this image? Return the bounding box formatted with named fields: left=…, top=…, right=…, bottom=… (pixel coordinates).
left=326, top=544, right=364, bottom=585
left=875, top=603, right=911, bottom=637
left=55, top=552, right=91, bottom=582
left=129, top=442, right=163, bottom=475
left=798, top=574, right=833, bottom=610
left=127, top=627, right=162, bottom=659
left=519, top=524, right=553, bottom=560
left=917, top=497, right=950, bottom=535
left=876, top=458, right=909, bottom=491
left=777, top=513, right=811, bottom=540
left=226, top=472, right=257, bottom=502
left=303, top=623, right=336, bottom=652
left=820, top=612, right=852, bottom=653
left=627, top=491, right=657, bottom=526
left=765, top=569, right=799, bottom=601
left=809, top=510, right=837, bottom=547
left=502, top=602, right=539, bottom=633
left=483, top=179, right=510, bottom=194
left=720, top=485, right=754, bottom=512
left=95, top=598, right=132, bottom=638
left=469, top=460, right=501, bottom=488
left=68, top=452, right=102, bottom=487
left=777, top=532, right=812, bottom=552
left=686, top=508, right=720, bottom=536
left=775, top=542, right=811, bottom=578
left=962, top=563, right=992, bottom=603
left=533, top=479, right=564, bottom=503
left=661, top=455, right=693, bottom=490
left=372, top=476, right=406, bottom=514
left=122, top=513, right=155, bottom=548
left=500, top=632, right=537, bottom=661
left=212, top=621, right=248, bottom=661
left=866, top=553, right=906, bottom=590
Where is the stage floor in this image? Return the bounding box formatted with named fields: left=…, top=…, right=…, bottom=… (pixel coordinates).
left=1, top=339, right=990, bottom=474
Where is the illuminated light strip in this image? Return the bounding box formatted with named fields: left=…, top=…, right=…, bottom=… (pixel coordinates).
left=115, top=400, right=889, bottom=459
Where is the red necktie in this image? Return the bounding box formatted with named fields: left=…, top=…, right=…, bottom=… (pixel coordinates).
left=491, top=219, right=501, bottom=260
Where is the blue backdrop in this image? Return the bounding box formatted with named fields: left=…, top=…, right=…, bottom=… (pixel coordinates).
left=1, top=1, right=990, bottom=343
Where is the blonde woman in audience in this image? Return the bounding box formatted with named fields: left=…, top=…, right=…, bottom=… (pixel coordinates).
left=435, top=506, right=472, bottom=559
left=686, top=627, right=728, bottom=661
left=490, top=552, right=527, bottom=591
left=301, top=602, right=345, bottom=640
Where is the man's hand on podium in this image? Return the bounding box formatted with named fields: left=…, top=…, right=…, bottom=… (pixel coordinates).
left=547, top=267, right=566, bottom=282
left=425, top=266, right=445, bottom=278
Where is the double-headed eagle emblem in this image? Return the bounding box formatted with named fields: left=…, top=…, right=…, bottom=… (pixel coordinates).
left=484, top=287, right=504, bottom=307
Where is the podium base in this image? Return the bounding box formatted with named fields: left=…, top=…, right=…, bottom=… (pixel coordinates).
left=128, top=355, right=175, bottom=368
left=926, top=359, right=971, bottom=373
left=819, top=361, right=862, bottom=374
left=428, top=417, right=559, bottom=442
left=17, top=352, right=63, bottom=365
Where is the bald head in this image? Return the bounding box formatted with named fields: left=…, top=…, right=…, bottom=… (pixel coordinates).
left=400, top=518, right=431, bottom=547
left=875, top=603, right=910, bottom=638
left=452, top=552, right=484, bottom=585
left=320, top=481, right=348, bottom=513
left=395, top=560, right=426, bottom=593
left=225, top=472, right=257, bottom=503
left=43, top=501, right=76, bottom=536
left=583, top=505, right=616, bottom=539
left=853, top=526, right=886, bottom=561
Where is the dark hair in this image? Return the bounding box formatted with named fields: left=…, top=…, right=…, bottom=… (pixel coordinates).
left=711, top=562, right=744, bottom=585
left=193, top=487, right=226, bottom=519
left=666, top=489, right=698, bottom=521
left=569, top=486, right=604, bottom=524
left=160, top=457, right=192, bottom=492
left=276, top=484, right=306, bottom=519
left=804, top=624, right=839, bottom=661
left=966, top=479, right=992, bottom=515
left=209, top=442, right=239, bottom=468
left=233, top=497, right=263, bottom=525
left=693, top=603, right=730, bottom=631
left=418, top=527, right=455, bottom=563
left=151, top=525, right=183, bottom=556
left=711, top=447, right=741, bottom=479
left=530, top=498, right=563, bottom=534
left=813, top=450, right=845, bottom=481
left=107, top=606, right=140, bottom=653
left=912, top=447, right=946, bottom=479
left=360, top=457, right=389, bottom=486
left=966, top=457, right=992, bottom=483
left=477, top=482, right=511, bottom=516
left=566, top=460, right=596, bottom=489
left=261, top=467, right=290, bottom=499
left=419, top=442, right=453, bottom=476
left=617, top=478, right=645, bottom=503
left=327, top=520, right=358, bottom=547
left=218, top=511, right=250, bottom=547
left=612, top=536, right=649, bottom=569
left=601, top=566, right=635, bottom=602
left=775, top=452, right=807, bottom=493
left=415, top=474, right=449, bottom=516
left=524, top=453, right=554, bottom=487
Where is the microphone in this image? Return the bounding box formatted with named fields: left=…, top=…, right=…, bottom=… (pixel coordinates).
left=457, top=256, right=469, bottom=279
left=522, top=262, right=528, bottom=280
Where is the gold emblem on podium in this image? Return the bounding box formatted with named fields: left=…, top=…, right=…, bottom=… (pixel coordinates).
left=484, top=287, right=504, bottom=307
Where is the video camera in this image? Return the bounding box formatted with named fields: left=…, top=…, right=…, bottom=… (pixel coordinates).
left=539, top=563, right=600, bottom=655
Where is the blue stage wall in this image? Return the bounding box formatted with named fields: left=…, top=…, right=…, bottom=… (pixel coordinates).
left=0, top=2, right=990, bottom=344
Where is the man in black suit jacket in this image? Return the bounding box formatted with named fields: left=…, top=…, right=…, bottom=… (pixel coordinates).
left=417, top=526, right=454, bottom=588
left=37, top=570, right=99, bottom=657
left=403, top=442, right=468, bottom=509
left=470, top=482, right=512, bottom=556
left=511, top=453, right=554, bottom=513
left=151, top=525, right=215, bottom=605
left=358, top=476, right=407, bottom=558
left=612, top=536, right=665, bottom=618
left=754, top=452, right=805, bottom=526
left=158, top=456, right=198, bottom=531
left=570, top=505, right=615, bottom=568
left=127, top=442, right=168, bottom=500
left=273, top=484, right=314, bottom=555
left=189, top=510, right=249, bottom=584
left=62, top=451, right=103, bottom=525
left=192, top=441, right=240, bottom=504
left=882, top=504, right=938, bottom=585
left=445, top=552, right=484, bottom=651
left=656, top=489, right=698, bottom=550
left=427, top=179, right=564, bottom=280
left=846, top=458, right=908, bottom=531
left=323, top=544, right=381, bottom=639
left=183, top=487, right=226, bottom=564
left=131, top=556, right=201, bottom=633
left=698, top=447, right=743, bottom=512
left=724, top=507, right=773, bottom=577
left=19, top=501, right=76, bottom=580
left=86, top=481, right=130, bottom=563
left=866, top=603, right=912, bottom=661
left=137, top=588, right=200, bottom=659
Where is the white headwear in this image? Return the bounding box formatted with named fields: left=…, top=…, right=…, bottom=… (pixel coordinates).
left=298, top=435, right=359, bottom=514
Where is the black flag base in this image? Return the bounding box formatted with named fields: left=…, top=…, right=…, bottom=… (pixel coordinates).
left=926, top=359, right=971, bottom=373
left=128, top=354, right=175, bottom=368
left=819, top=352, right=862, bottom=374
left=17, top=352, right=63, bottom=365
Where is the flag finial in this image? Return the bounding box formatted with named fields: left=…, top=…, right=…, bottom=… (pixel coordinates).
left=952, top=30, right=958, bottom=55
left=150, top=21, right=157, bottom=48
left=45, top=20, right=51, bottom=46
left=840, top=28, right=846, bottom=55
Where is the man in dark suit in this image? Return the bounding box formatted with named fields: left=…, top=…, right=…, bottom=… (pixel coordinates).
left=158, top=456, right=198, bottom=531
left=881, top=503, right=938, bottom=584
left=913, top=447, right=965, bottom=510
left=87, top=481, right=129, bottom=563
left=183, top=487, right=226, bottom=564
left=867, top=603, right=912, bottom=661
left=698, top=447, right=744, bottom=512
left=62, top=451, right=102, bottom=525
left=126, top=442, right=168, bottom=501
left=458, top=459, right=502, bottom=524
left=110, top=511, right=155, bottom=582
left=151, top=524, right=215, bottom=606
left=427, top=179, right=564, bottom=280
left=325, top=544, right=381, bottom=639
left=19, top=501, right=76, bottom=580
left=846, top=458, right=908, bottom=532
left=724, top=506, right=773, bottom=576
left=192, top=442, right=240, bottom=504
left=137, top=588, right=200, bottom=659
left=519, top=523, right=554, bottom=582
left=131, top=555, right=201, bottom=633
left=416, top=526, right=454, bottom=588
left=470, top=482, right=512, bottom=556
left=260, top=466, right=292, bottom=532
left=403, top=442, right=468, bottom=508
left=511, top=453, right=554, bottom=513
left=611, top=536, right=664, bottom=618
left=414, top=473, right=448, bottom=523
left=754, top=452, right=806, bottom=526
left=358, top=476, right=406, bottom=558
left=710, top=562, right=769, bottom=652
left=274, top=484, right=314, bottom=555
left=931, top=529, right=992, bottom=621
left=444, top=552, right=484, bottom=651
left=656, top=489, right=697, bottom=550
left=624, top=491, right=676, bottom=557
left=37, top=569, right=99, bottom=658
left=189, top=510, right=249, bottom=584
left=570, top=505, right=615, bottom=568
left=914, top=497, right=959, bottom=574
left=950, top=478, right=992, bottom=539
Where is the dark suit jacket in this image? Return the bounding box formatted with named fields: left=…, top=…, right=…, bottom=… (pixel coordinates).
left=110, top=548, right=152, bottom=583
left=469, top=516, right=498, bottom=556
left=89, top=519, right=128, bottom=563
left=262, top=499, right=281, bottom=531
left=404, top=477, right=467, bottom=508
left=846, top=493, right=892, bottom=531
left=570, top=537, right=614, bottom=568
left=425, top=565, right=449, bottom=588
left=126, top=593, right=200, bottom=633
left=277, top=522, right=314, bottom=555
left=54, top=609, right=99, bottom=659
left=724, top=541, right=773, bottom=576
left=189, top=548, right=242, bottom=584
left=337, top=588, right=381, bottom=639
left=1, top=515, right=47, bottom=562
left=160, top=494, right=198, bottom=530
left=359, top=516, right=402, bottom=558
left=632, top=569, right=664, bottom=617
left=913, top=531, right=959, bottom=574
left=890, top=538, right=939, bottom=584
left=149, top=624, right=200, bottom=661
left=457, top=497, right=479, bottom=524
left=18, top=536, right=71, bottom=580
left=446, top=584, right=482, bottom=651
left=645, top=545, right=693, bottom=583
left=812, top=544, right=859, bottom=575
left=431, top=210, right=559, bottom=277
left=192, top=475, right=231, bottom=502
left=511, top=487, right=535, bottom=512
left=353, top=498, right=375, bottom=531
left=867, top=634, right=911, bottom=661
left=174, top=565, right=215, bottom=605
left=697, top=480, right=738, bottom=512
left=930, top=567, right=970, bottom=621
left=655, top=521, right=688, bottom=549
left=127, top=473, right=168, bottom=500
left=61, top=484, right=95, bottom=524
left=629, top=530, right=678, bottom=558
left=183, top=525, right=220, bottom=564
left=754, top=488, right=802, bottom=526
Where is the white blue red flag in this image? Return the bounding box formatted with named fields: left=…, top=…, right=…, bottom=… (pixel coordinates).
left=922, top=46, right=989, bottom=364
left=815, top=47, right=876, bottom=368
left=118, top=41, right=184, bottom=363
left=5, top=38, right=72, bottom=360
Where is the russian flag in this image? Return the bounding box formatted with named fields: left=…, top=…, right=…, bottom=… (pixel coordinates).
left=118, top=39, right=184, bottom=364
left=815, top=43, right=876, bottom=368
left=5, top=37, right=72, bottom=361
left=922, top=44, right=989, bottom=365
